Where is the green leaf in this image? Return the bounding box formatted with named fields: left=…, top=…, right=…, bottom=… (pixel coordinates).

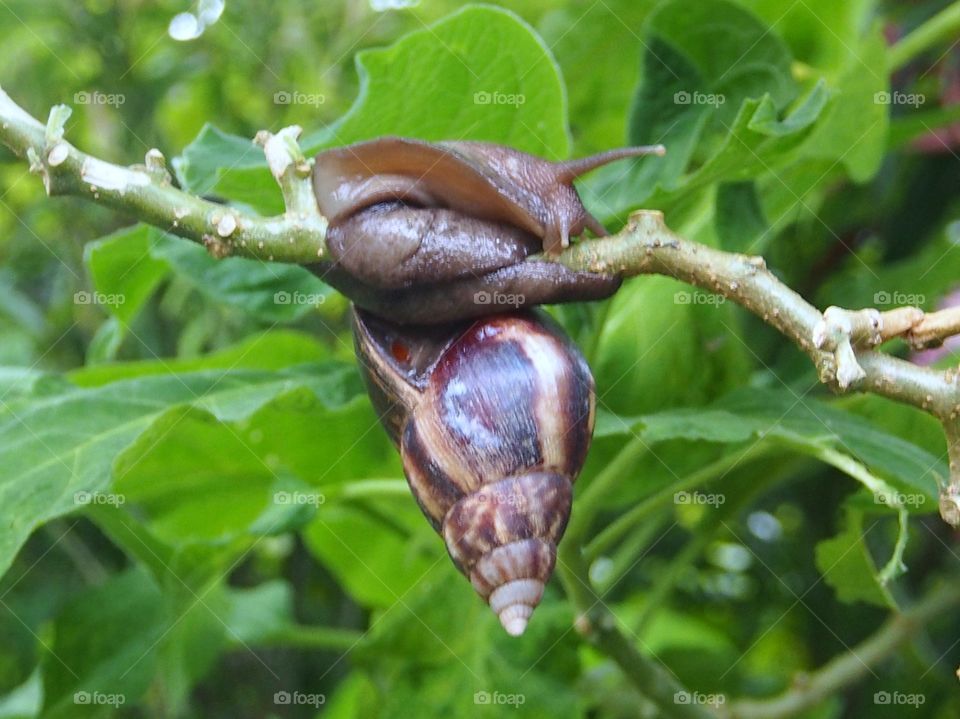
left=647, top=0, right=795, bottom=119
left=717, top=389, right=943, bottom=504
left=324, top=5, right=568, bottom=155
left=172, top=124, right=267, bottom=197
left=210, top=166, right=284, bottom=216
left=0, top=361, right=362, bottom=582
left=152, top=583, right=228, bottom=714
left=737, top=0, right=874, bottom=72
left=349, top=576, right=580, bottom=718
left=223, top=581, right=295, bottom=646
left=149, top=232, right=332, bottom=323
left=0, top=272, right=46, bottom=340
left=69, top=329, right=331, bottom=386
left=800, top=26, right=889, bottom=182
left=814, top=507, right=895, bottom=608
left=597, top=388, right=942, bottom=506
left=174, top=5, right=570, bottom=214
left=591, top=276, right=752, bottom=415
left=583, top=2, right=829, bottom=221
left=112, top=386, right=395, bottom=545
left=302, top=498, right=439, bottom=608
left=40, top=569, right=166, bottom=718
left=85, top=318, right=124, bottom=365
left=113, top=405, right=287, bottom=543
left=541, top=1, right=654, bottom=154
left=715, top=181, right=770, bottom=252
left=674, top=83, right=828, bottom=195
left=322, top=672, right=379, bottom=719
left=84, top=225, right=170, bottom=325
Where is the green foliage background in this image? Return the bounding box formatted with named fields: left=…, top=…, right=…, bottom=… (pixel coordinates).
left=1, top=1, right=959, bottom=717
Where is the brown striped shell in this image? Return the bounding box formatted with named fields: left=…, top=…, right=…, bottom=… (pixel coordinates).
left=352, top=308, right=595, bottom=635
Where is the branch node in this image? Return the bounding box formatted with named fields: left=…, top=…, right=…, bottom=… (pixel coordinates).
left=47, top=142, right=68, bottom=167
left=44, top=104, right=71, bottom=146
left=143, top=148, right=172, bottom=184
left=25, top=147, right=43, bottom=175
left=216, top=213, right=238, bottom=238
left=939, top=488, right=960, bottom=528
left=203, top=233, right=232, bottom=259
left=256, top=125, right=305, bottom=183
left=813, top=307, right=873, bottom=389
left=941, top=420, right=960, bottom=527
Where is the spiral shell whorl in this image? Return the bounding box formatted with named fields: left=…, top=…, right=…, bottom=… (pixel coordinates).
left=441, top=472, right=571, bottom=635
left=353, top=309, right=594, bottom=635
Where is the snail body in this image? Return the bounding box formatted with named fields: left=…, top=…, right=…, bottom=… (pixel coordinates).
left=353, top=308, right=595, bottom=635
left=312, top=137, right=661, bottom=633
left=311, top=137, right=664, bottom=325
left=314, top=136, right=665, bottom=254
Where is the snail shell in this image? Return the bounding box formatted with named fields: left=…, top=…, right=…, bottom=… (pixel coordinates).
left=353, top=308, right=595, bottom=635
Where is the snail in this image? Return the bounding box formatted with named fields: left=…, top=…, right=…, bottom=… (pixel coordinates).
left=309, top=137, right=664, bottom=325
left=310, top=138, right=664, bottom=633
left=352, top=308, right=595, bottom=635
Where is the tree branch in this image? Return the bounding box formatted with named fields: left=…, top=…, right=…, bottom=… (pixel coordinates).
left=2, top=88, right=959, bottom=525
left=727, top=580, right=960, bottom=719
left=556, top=547, right=718, bottom=719
left=0, top=87, right=326, bottom=263
left=557, top=211, right=960, bottom=526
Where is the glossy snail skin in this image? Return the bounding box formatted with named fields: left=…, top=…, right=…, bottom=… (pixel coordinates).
left=353, top=308, right=595, bottom=635
left=309, top=137, right=665, bottom=325
left=314, top=136, right=665, bottom=254
left=314, top=247, right=620, bottom=326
